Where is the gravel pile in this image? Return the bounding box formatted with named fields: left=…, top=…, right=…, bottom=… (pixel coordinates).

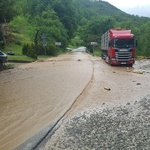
left=43, top=95, right=150, bottom=150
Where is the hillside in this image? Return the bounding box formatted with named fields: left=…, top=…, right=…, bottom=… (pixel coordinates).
left=0, top=0, right=150, bottom=57
left=73, top=0, right=149, bottom=25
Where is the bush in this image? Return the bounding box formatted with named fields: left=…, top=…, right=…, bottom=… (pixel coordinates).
left=22, top=43, right=37, bottom=59
left=47, top=44, right=58, bottom=56
left=22, top=44, right=29, bottom=55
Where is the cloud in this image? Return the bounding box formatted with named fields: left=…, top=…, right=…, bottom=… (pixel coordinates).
left=105, top=0, right=150, bottom=8
left=123, top=5, right=150, bottom=17
left=104, top=0, right=150, bottom=17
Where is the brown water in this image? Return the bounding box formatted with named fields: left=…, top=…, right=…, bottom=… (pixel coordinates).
left=0, top=52, right=93, bottom=150
left=43, top=57, right=150, bottom=149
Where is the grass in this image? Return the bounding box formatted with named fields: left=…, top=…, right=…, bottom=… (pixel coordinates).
left=3, top=29, right=65, bottom=63
left=5, top=43, right=23, bottom=55
left=8, top=55, right=35, bottom=62
left=92, top=51, right=102, bottom=57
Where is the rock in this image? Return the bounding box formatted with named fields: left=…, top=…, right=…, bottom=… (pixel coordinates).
left=126, top=67, right=131, bottom=72
left=104, top=87, right=111, bottom=91
left=102, top=103, right=105, bottom=105
left=137, top=56, right=145, bottom=60
left=132, top=70, right=143, bottom=74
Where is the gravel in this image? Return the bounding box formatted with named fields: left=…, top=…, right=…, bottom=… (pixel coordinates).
left=43, top=95, right=150, bottom=150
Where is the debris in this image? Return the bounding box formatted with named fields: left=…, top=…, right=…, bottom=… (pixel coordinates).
left=137, top=56, right=145, bottom=60
left=104, top=87, right=111, bottom=91
left=126, top=102, right=130, bottom=105
left=127, top=68, right=143, bottom=74
left=36, top=59, right=45, bottom=62
left=134, top=101, right=137, bottom=105
left=137, top=83, right=141, bottom=85
left=126, top=67, right=131, bottom=72
left=102, top=103, right=105, bottom=105
left=132, top=70, right=143, bottom=74
left=78, top=59, right=81, bottom=61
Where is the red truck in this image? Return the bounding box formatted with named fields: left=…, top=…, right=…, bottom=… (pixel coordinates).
left=101, top=29, right=136, bottom=65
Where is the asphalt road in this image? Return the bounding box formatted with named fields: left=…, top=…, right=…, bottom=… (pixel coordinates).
left=0, top=48, right=93, bottom=150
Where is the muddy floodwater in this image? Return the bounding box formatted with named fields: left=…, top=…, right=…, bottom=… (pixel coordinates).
left=43, top=57, right=150, bottom=150
left=0, top=52, right=93, bottom=150
left=65, top=58, right=150, bottom=118
left=1, top=51, right=150, bottom=150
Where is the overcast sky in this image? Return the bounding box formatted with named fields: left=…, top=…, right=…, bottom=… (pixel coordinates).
left=104, top=0, right=150, bottom=17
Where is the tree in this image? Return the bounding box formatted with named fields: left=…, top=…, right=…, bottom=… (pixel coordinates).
left=0, top=0, right=16, bottom=22
left=139, top=22, right=150, bottom=57
left=52, top=0, right=78, bottom=39
left=79, top=16, right=115, bottom=50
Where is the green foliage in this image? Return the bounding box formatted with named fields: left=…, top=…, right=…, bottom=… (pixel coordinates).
left=93, top=50, right=102, bottom=57
left=138, top=21, right=150, bottom=57
left=2, top=0, right=150, bottom=58
left=52, top=0, right=78, bottom=39
left=47, top=44, right=60, bottom=56
left=8, top=55, right=35, bottom=62
left=70, top=36, right=84, bottom=48
left=0, top=0, right=16, bottom=22
left=79, top=16, right=115, bottom=51
left=22, top=43, right=37, bottom=59
left=0, top=29, right=4, bottom=49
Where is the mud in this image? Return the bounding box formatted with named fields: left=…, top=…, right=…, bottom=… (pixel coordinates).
left=41, top=58, right=150, bottom=149
left=0, top=52, right=93, bottom=150
left=1, top=52, right=150, bottom=150
left=63, top=58, right=150, bottom=119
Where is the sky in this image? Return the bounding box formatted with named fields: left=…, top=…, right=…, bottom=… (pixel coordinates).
left=104, top=0, right=150, bottom=17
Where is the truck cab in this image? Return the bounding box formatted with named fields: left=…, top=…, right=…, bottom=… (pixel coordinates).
left=101, top=29, right=136, bottom=65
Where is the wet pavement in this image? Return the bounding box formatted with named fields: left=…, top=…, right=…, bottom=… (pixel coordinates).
left=41, top=57, right=150, bottom=149
left=1, top=50, right=150, bottom=150
left=0, top=52, right=93, bottom=150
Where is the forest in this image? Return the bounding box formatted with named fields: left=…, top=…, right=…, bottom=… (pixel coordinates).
left=0, top=0, right=150, bottom=58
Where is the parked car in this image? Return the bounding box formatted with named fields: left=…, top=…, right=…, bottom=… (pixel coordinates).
left=0, top=50, right=7, bottom=64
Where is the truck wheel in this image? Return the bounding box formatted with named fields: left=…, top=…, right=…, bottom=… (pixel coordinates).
left=108, top=57, right=112, bottom=65
left=107, top=56, right=110, bottom=64
left=101, top=54, right=105, bottom=60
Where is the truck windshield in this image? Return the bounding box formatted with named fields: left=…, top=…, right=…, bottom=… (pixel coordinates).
left=115, top=38, right=134, bottom=48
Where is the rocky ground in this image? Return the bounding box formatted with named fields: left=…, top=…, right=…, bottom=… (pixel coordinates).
left=43, top=95, right=150, bottom=150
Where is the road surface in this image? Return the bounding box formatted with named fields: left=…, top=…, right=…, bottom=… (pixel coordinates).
left=0, top=48, right=92, bottom=150
left=42, top=53, right=150, bottom=150
left=1, top=47, right=150, bottom=149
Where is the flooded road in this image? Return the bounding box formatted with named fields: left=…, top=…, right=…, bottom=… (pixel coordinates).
left=42, top=57, right=150, bottom=150
left=0, top=52, right=93, bottom=150
left=1, top=49, right=150, bottom=150
left=65, top=57, right=150, bottom=117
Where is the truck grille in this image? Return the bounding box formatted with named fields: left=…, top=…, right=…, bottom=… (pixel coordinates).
left=115, top=52, right=132, bottom=62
